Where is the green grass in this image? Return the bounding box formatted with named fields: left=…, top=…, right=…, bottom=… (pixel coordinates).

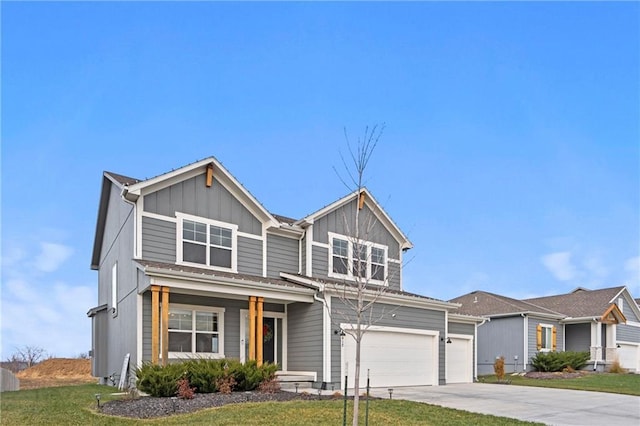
left=0, top=384, right=541, bottom=425
left=480, top=372, right=640, bottom=396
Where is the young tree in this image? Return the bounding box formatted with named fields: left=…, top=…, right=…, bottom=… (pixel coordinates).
left=326, top=124, right=399, bottom=425
left=14, top=345, right=48, bottom=368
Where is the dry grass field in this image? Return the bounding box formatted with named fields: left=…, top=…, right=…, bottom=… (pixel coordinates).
left=15, top=358, right=95, bottom=389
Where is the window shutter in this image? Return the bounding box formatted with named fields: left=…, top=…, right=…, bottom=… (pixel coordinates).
left=552, top=326, right=557, bottom=351
left=536, top=324, right=542, bottom=350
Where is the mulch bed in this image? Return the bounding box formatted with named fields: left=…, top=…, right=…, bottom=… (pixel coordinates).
left=100, top=391, right=347, bottom=419
left=524, top=371, right=586, bottom=380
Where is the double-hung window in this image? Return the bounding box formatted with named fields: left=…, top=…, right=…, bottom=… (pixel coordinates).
left=536, top=324, right=556, bottom=352
left=177, top=213, right=237, bottom=272
left=168, top=305, right=225, bottom=358
left=328, top=232, right=388, bottom=284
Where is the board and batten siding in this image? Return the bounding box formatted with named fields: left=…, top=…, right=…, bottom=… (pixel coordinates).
left=266, top=234, right=299, bottom=278
left=143, top=173, right=262, bottom=235
left=331, top=298, right=447, bottom=385
left=287, top=301, right=324, bottom=382
left=565, top=323, right=591, bottom=352
left=477, top=316, right=524, bottom=375
left=141, top=216, right=176, bottom=263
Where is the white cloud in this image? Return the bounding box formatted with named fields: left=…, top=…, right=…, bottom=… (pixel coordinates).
left=34, top=242, right=73, bottom=272
left=541, top=251, right=576, bottom=281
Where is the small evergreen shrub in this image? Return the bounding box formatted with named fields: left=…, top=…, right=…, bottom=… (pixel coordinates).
left=531, top=351, right=590, bottom=372
left=135, top=358, right=279, bottom=397
left=176, top=377, right=196, bottom=399
left=494, top=356, right=505, bottom=381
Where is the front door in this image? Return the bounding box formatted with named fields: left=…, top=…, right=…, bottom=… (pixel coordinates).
left=240, top=310, right=284, bottom=369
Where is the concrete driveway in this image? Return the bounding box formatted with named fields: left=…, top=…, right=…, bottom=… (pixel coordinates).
left=368, top=383, right=640, bottom=425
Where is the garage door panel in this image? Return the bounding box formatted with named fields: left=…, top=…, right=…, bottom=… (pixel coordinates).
left=446, top=336, right=473, bottom=384
left=617, top=343, right=640, bottom=372
left=342, top=329, right=436, bottom=388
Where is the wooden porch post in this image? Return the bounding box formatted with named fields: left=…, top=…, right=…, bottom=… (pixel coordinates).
left=161, top=287, right=170, bottom=366
left=151, top=286, right=160, bottom=365
left=257, top=297, right=264, bottom=366
left=249, top=296, right=256, bottom=361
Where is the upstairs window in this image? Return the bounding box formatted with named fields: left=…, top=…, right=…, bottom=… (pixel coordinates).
left=177, top=213, right=237, bottom=272
left=329, top=232, right=388, bottom=284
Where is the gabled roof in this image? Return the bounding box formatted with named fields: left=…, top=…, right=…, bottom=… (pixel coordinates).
left=524, top=286, right=626, bottom=319
left=449, top=290, right=563, bottom=318
left=296, top=188, right=413, bottom=250
left=122, top=157, right=280, bottom=227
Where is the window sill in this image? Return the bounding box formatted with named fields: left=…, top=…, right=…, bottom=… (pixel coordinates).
left=168, top=352, right=225, bottom=360
left=176, top=260, right=237, bottom=274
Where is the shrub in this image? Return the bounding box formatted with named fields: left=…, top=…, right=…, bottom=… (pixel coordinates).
left=215, top=375, right=237, bottom=394
left=135, top=362, right=184, bottom=397
left=531, top=351, right=590, bottom=372
left=608, top=359, right=627, bottom=374
left=176, top=377, right=196, bottom=399
left=257, top=376, right=281, bottom=393
left=135, top=358, right=279, bottom=397
left=494, top=356, right=505, bottom=381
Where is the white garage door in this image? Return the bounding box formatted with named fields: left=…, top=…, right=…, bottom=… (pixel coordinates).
left=446, top=335, right=473, bottom=383
left=341, top=326, right=438, bottom=388
left=617, top=343, right=640, bottom=373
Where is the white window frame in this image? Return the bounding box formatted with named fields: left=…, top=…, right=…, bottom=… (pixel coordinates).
left=176, top=212, right=238, bottom=273
left=111, top=262, right=118, bottom=317
left=539, top=323, right=554, bottom=352
left=328, top=232, right=388, bottom=285
left=167, top=303, right=226, bottom=359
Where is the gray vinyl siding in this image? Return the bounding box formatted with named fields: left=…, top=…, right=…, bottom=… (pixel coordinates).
left=143, top=173, right=262, bottom=235
left=91, top=310, right=109, bottom=377
left=330, top=298, right=447, bottom=385
left=387, top=262, right=401, bottom=291
left=617, top=323, right=640, bottom=343
left=312, top=245, right=328, bottom=277
left=528, top=317, right=564, bottom=363
left=142, top=292, right=151, bottom=361
left=287, top=301, right=324, bottom=382
left=237, top=236, right=263, bottom=276
left=449, top=322, right=474, bottom=336
left=95, top=183, right=139, bottom=379
left=565, top=323, right=591, bottom=352
left=266, top=234, right=299, bottom=278
left=141, top=216, right=176, bottom=263
left=477, top=316, right=524, bottom=375
left=312, top=202, right=400, bottom=260
left=301, top=236, right=307, bottom=275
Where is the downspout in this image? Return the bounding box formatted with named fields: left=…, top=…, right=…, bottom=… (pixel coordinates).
left=475, top=317, right=489, bottom=380
left=314, top=290, right=331, bottom=387
left=522, top=313, right=528, bottom=373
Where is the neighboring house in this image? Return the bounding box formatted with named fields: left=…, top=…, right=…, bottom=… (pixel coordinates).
left=451, top=286, right=640, bottom=375
left=88, top=157, right=482, bottom=389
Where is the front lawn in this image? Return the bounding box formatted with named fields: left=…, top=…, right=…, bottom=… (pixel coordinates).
left=0, top=384, right=541, bottom=425
left=480, top=372, right=640, bottom=396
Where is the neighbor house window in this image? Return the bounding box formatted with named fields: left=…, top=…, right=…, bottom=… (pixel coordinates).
left=177, top=213, right=237, bottom=272
left=328, top=232, right=388, bottom=284
left=168, top=305, right=225, bottom=357
left=536, top=324, right=556, bottom=351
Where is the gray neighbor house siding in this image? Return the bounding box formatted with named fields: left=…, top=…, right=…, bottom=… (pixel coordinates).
left=266, top=234, right=299, bottom=278
left=528, top=316, right=564, bottom=361
left=477, top=316, right=524, bottom=375
left=287, top=301, right=324, bottom=381
left=565, top=323, right=591, bottom=352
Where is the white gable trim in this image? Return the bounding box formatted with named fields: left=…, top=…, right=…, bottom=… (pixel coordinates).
left=297, top=188, right=413, bottom=250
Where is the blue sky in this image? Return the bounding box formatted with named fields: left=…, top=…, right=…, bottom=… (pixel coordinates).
left=1, top=2, right=638, bottom=360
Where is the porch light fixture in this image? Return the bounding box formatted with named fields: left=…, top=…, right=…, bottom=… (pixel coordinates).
left=447, top=337, right=452, bottom=344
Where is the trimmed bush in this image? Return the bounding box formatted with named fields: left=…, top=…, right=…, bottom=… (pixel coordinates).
left=135, top=358, right=278, bottom=397
left=531, top=351, right=590, bottom=372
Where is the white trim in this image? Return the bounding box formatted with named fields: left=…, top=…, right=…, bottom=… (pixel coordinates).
left=311, top=241, right=330, bottom=249
left=327, top=231, right=388, bottom=286
left=175, top=212, right=238, bottom=273
left=111, top=262, right=118, bottom=317
left=523, top=315, right=529, bottom=371
left=237, top=231, right=263, bottom=241
left=140, top=211, right=177, bottom=223
left=305, top=225, right=313, bottom=277
left=340, top=323, right=439, bottom=336
left=167, top=303, right=226, bottom=358
left=135, top=197, right=143, bottom=259
left=262, top=223, right=268, bottom=278
left=240, top=309, right=286, bottom=366
left=387, top=258, right=401, bottom=264
left=625, top=321, right=640, bottom=327
left=538, top=322, right=554, bottom=352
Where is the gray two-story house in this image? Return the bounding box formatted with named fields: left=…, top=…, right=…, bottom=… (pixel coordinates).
left=88, top=157, right=481, bottom=389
